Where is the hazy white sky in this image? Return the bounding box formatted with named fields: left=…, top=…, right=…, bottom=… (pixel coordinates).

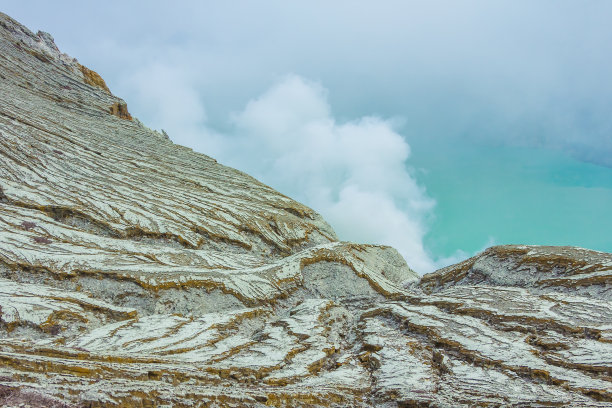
left=5, top=1, right=612, bottom=157
left=3, top=1, right=612, bottom=272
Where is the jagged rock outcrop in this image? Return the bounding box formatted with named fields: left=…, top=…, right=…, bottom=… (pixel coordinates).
left=0, top=12, right=611, bottom=407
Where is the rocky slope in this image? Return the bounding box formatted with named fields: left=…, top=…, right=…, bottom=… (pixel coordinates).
left=0, top=12, right=611, bottom=407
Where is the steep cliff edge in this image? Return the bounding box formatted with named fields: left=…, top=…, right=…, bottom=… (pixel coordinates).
left=0, top=12, right=611, bottom=407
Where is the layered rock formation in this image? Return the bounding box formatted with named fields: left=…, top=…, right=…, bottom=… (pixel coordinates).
left=0, top=12, right=611, bottom=407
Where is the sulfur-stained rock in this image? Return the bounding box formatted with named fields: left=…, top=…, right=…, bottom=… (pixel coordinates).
left=108, top=101, right=132, bottom=120
left=0, top=11, right=611, bottom=407
left=419, top=245, right=612, bottom=300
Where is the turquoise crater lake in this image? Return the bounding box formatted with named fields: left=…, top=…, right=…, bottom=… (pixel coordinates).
left=410, top=141, right=612, bottom=262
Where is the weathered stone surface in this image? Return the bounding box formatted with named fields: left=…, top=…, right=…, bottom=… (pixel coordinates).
left=0, top=12, right=611, bottom=407
left=419, top=245, right=612, bottom=300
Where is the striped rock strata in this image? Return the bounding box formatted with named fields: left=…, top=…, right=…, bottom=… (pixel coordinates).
left=0, top=12, right=611, bottom=408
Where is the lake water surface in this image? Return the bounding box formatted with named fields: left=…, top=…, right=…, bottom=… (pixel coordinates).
left=410, top=141, right=612, bottom=261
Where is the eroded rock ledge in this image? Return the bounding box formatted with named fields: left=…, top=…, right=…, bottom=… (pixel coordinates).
left=0, top=12, right=611, bottom=408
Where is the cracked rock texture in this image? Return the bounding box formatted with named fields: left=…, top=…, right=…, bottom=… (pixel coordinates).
left=0, top=12, right=611, bottom=408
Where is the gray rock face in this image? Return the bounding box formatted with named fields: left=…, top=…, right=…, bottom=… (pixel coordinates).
left=420, top=245, right=612, bottom=300
left=0, top=11, right=611, bottom=407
